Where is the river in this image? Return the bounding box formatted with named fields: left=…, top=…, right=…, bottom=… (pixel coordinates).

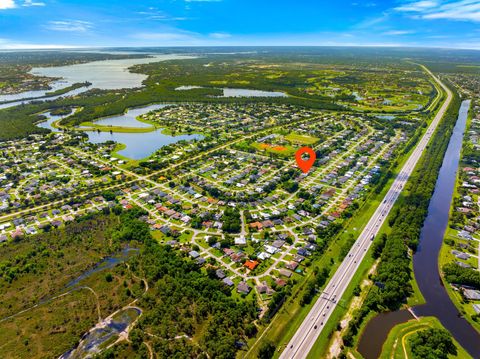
left=358, top=100, right=480, bottom=358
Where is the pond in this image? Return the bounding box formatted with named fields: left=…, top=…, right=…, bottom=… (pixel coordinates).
left=93, top=104, right=169, bottom=128
left=85, top=130, right=203, bottom=160
left=60, top=307, right=142, bottom=359
left=376, top=115, right=396, bottom=120
left=175, top=85, right=288, bottom=97
left=36, top=104, right=203, bottom=160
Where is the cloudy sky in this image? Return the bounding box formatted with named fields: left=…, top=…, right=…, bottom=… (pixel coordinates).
left=0, top=0, right=480, bottom=49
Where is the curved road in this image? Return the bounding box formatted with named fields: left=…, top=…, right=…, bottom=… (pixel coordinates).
left=279, top=66, right=453, bottom=359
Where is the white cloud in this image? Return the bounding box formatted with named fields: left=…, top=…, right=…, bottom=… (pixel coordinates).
left=382, top=30, right=415, bottom=35
left=45, top=20, right=93, bottom=32
left=209, top=32, right=231, bottom=39
left=0, top=0, right=16, bottom=9
left=395, top=0, right=480, bottom=22
left=132, top=31, right=197, bottom=41
left=23, top=0, right=45, bottom=6
left=395, top=1, right=438, bottom=11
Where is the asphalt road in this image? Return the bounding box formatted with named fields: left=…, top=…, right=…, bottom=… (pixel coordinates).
left=279, top=66, right=453, bottom=359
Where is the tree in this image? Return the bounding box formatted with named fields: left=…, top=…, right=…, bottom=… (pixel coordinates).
left=409, top=328, right=457, bottom=359
left=258, top=341, right=276, bottom=359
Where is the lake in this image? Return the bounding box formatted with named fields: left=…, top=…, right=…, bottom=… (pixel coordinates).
left=31, top=54, right=193, bottom=91
left=0, top=54, right=194, bottom=108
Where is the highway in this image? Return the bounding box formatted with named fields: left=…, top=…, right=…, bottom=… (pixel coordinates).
left=279, top=66, right=453, bottom=359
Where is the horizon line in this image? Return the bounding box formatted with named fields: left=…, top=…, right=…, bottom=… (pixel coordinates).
left=1, top=44, right=480, bottom=52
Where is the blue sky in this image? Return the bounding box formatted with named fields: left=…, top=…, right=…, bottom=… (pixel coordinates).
left=0, top=0, right=480, bottom=49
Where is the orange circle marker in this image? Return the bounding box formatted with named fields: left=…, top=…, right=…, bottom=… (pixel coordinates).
left=295, top=147, right=316, bottom=173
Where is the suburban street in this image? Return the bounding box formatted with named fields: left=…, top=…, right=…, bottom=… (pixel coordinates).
left=279, top=66, right=454, bottom=358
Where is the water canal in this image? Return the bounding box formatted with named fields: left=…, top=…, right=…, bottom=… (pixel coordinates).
left=358, top=100, right=480, bottom=358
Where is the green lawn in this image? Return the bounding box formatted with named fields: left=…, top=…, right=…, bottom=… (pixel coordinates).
left=285, top=132, right=320, bottom=145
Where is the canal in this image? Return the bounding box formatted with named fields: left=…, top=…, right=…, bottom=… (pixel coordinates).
left=358, top=100, right=480, bottom=358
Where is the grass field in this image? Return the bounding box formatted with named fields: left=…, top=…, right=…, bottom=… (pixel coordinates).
left=285, top=133, right=320, bottom=145
left=252, top=142, right=296, bottom=157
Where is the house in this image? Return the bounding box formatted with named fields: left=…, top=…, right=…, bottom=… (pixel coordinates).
left=244, top=260, right=259, bottom=271
left=249, top=222, right=263, bottom=230
left=189, top=250, right=200, bottom=259
left=285, top=261, right=299, bottom=271
left=237, top=281, right=251, bottom=295
left=272, top=239, right=285, bottom=248
left=473, top=304, right=480, bottom=314
left=261, top=220, right=274, bottom=228
left=231, top=252, right=245, bottom=263
left=451, top=250, right=470, bottom=260
left=279, top=269, right=293, bottom=278
left=463, top=288, right=480, bottom=300
left=216, top=269, right=226, bottom=279
left=11, top=229, right=23, bottom=239
left=297, top=248, right=310, bottom=256
left=235, top=236, right=247, bottom=245
left=256, top=284, right=268, bottom=294
left=264, top=245, right=278, bottom=255
left=223, top=277, right=234, bottom=286
left=223, top=248, right=235, bottom=256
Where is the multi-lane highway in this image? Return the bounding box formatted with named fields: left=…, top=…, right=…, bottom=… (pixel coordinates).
left=279, top=66, right=453, bottom=359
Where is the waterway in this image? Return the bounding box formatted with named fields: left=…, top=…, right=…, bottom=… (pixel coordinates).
left=358, top=100, right=480, bottom=358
